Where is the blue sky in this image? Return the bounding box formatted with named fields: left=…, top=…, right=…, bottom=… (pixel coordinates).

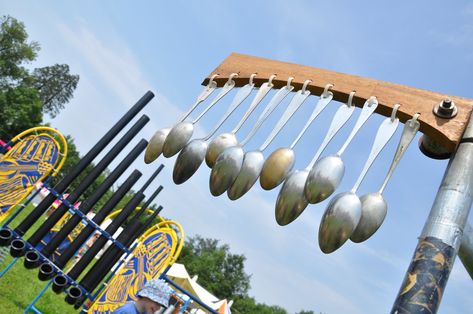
left=2, top=1, right=473, bottom=313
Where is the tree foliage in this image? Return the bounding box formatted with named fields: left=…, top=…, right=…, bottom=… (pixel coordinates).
left=0, top=15, right=79, bottom=139
left=178, top=235, right=320, bottom=314
left=178, top=235, right=251, bottom=300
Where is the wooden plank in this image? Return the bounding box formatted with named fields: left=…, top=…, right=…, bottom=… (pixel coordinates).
left=202, top=53, right=473, bottom=153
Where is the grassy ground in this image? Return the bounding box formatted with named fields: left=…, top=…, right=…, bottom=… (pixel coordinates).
left=0, top=203, right=92, bottom=313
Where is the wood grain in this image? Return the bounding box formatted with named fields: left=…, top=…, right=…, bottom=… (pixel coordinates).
left=202, top=53, right=473, bottom=153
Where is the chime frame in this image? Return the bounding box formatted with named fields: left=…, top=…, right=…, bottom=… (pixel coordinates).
left=203, top=53, right=473, bottom=313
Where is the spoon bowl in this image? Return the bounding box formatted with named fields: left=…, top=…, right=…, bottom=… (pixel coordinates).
left=209, top=146, right=245, bottom=196
left=162, top=121, right=194, bottom=157
left=172, top=139, right=208, bottom=184
left=305, top=155, right=345, bottom=204
left=275, top=170, right=310, bottom=225
left=227, top=150, right=265, bottom=200
left=318, top=192, right=362, bottom=253
left=144, top=128, right=171, bottom=164
left=205, top=133, right=238, bottom=168
left=260, top=148, right=295, bottom=190
left=350, top=192, right=387, bottom=243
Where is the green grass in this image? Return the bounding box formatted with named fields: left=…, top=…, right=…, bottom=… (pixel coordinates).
left=0, top=203, right=96, bottom=313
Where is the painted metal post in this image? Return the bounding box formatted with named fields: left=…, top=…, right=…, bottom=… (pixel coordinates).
left=459, top=223, right=473, bottom=279
left=392, top=116, right=473, bottom=313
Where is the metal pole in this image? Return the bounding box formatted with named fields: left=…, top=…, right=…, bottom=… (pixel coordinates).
left=459, top=222, right=473, bottom=279
left=392, top=116, right=473, bottom=314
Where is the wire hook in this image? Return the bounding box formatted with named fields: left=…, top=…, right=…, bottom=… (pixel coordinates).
left=301, top=80, right=312, bottom=93
left=390, top=104, right=401, bottom=122
left=287, top=77, right=294, bottom=89
left=249, top=73, right=257, bottom=86
left=322, top=83, right=334, bottom=98
left=347, top=91, right=356, bottom=107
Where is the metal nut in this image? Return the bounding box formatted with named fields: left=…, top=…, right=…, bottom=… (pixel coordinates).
left=433, top=98, right=457, bottom=119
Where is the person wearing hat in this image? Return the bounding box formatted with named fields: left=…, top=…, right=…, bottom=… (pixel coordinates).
left=112, top=279, right=172, bottom=314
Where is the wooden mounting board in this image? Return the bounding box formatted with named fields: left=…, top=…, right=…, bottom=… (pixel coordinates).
left=203, top=53, right=473, bottom=153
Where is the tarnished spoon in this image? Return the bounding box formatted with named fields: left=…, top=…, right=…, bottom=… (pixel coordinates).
left=274, top=92, right=356, bottom=225
left=144, top=75, right=218, bottom=163
left=173, top=76, right=273, bottom=184
left=205, top=75, right=276, bottom=168
left=218, top=77, right=294, bottom=200
left=260, top=84, right=334, bottom=190
left=351, top=112, right=420, bottom=243
left=318, top=106, right=400, bottom=253
left=304, top=96, right=379, bottom=204
left=210, top=80, right=312, bottom=197
left=162, top=73, right=238, bottom=157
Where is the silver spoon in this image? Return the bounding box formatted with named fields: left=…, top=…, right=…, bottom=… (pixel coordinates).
left=210, top=80, right=312, bottom=197
left=274, top=92, right=356, bottom=225
left=162, top=73, right=238, bottom=158
left=318, top=106, right=400, bottom=254
left=351, top=112, right=420, bottom=243
left=260, top=84, right=334, bottom=190
left=304, top=96, right=379, bottom=204
left=144, top=75, right=218, bottom=163
left=209, top=77, right=295, bottom=197
left=205, top=74, right=276, bottom=168
left=172, top=76, right=272, bottom=184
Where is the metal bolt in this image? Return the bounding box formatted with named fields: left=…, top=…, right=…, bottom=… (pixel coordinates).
left=433, top=98, right=457, bottom=119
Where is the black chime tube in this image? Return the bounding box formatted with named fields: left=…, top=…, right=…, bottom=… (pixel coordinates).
left=39, top=139, right=148, bottom=258
left=13, top=92, right=154, bottom=237
left=127, top=185, right=163, bottom=225
left=71, top=207, right=163, bottom=306
left=26, top=116, right=149, bottom=248
left=138, top=164, right=164, bottom=193
left=66, top=191, right=145, bottom=280
left=53, top=170, right=142, bottom=269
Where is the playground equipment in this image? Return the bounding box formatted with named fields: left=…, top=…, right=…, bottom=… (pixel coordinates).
left=0, top=92, right=181, bottom=312
left=146, top=53, right=473, bottom=313
left=0, top=127, right=68, bottom=222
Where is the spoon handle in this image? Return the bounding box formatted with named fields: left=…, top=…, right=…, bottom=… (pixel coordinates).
left=231, top=82, right=274, bottom=134
left=306, top=104, right=355, bottom=169
left=289, top=92, right=334, bottom=149
left=337, top=97, right=378, bottom=156
left=179, top=79, right=217, bottom=122
left=203, top=82, right=255, bottom=140
left=379, top=114, right=420, bottom=193
left=259, top=90, right=311, bottom=151
left=193, top=79, right=236, bottom=123
left=351, top=116, right=399, bottom=193
left=240, top=85, right=293, bottom=146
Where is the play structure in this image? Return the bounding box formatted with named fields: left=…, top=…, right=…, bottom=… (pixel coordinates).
left=1, top=52, right=472, bottom=313
left=144, top=53, right=473, bottom=313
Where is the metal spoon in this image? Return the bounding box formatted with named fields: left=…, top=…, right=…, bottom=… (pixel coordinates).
left=260, top=84, right=334, bottom=190
left=209, top=78, right=295, bottom=197
left=205, top=75, right=276, bottom=168
left=318, top=107, right=400, bottom=253
left=210, top=80, right=312, bottom=197
left=162, top=73, right=238, bottom=158
left=304, top=96, right=379, bottom=204
left=173, top=76, right=272, bottom=184
left=274, top=92, right=356, bottom=225
left=144, top=75, right=218, bottom=163
left=350, top=112, right=420, bottom=243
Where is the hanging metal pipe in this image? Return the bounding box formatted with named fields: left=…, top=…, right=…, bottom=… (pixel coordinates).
left=392, top=115, right=473, bottom=314
left=11, top=91, right=154, bottom=238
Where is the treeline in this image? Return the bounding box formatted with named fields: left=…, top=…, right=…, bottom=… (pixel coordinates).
left=178, top=235, right=321, bottom=314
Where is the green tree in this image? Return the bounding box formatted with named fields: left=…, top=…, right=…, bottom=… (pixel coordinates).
left=32, top=64, right=79, bottom=117
left=177, top=235, right=251, bottom=300
left=0, top=15, right=79, bottom=139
